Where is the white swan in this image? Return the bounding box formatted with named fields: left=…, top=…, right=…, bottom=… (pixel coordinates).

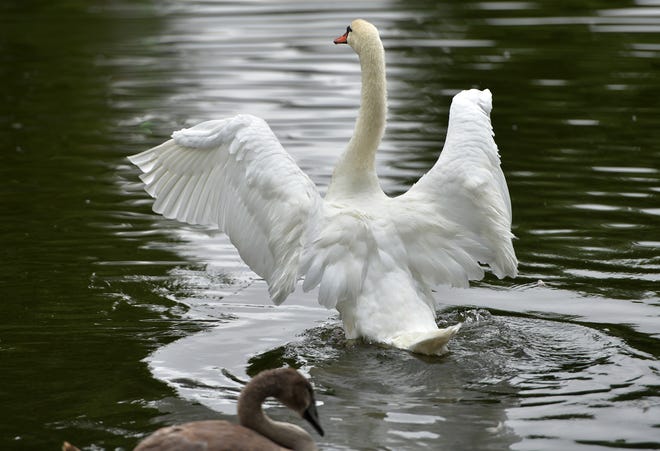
left=128, top=19, right=517, bottom=355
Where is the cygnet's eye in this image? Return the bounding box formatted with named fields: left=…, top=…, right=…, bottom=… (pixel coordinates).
left=347, top=26, right=352, bottom=33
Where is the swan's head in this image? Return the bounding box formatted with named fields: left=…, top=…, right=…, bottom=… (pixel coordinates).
left=334, top=19, right=382, bottom=54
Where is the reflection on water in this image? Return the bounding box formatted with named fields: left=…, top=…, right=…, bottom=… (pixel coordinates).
left=1, top=0, right=659, bottom=450
left=149, top=301, right=658, bottom=450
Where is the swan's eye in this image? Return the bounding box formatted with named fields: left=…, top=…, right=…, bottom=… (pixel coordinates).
left=347, top=26, right=352, bottom=33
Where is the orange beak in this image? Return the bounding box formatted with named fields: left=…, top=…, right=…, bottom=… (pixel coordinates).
left=334, top=31, right=349, bottom=45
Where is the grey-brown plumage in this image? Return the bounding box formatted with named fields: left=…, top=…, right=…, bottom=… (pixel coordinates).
left=136, top=368, right=323, bottom=451
left=133, top=420, right=287, bottom=450
left=62, top=368, right=323, bottom=451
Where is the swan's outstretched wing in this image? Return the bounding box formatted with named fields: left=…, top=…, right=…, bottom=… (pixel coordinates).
left=128, top=114, right=321, bottom=304
left=393, top=89, right=517, bottom=288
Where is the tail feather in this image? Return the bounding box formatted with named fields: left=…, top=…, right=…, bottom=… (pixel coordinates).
left=391, top=323, right=462, bottom=355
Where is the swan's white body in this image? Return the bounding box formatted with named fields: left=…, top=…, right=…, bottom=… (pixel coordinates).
left=129, top=20, right=517, bottom=355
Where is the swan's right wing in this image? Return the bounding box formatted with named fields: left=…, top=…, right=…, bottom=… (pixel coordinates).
left=128, top=114, right=322, bottom=305
left=393, top=89, right=517, bottom=288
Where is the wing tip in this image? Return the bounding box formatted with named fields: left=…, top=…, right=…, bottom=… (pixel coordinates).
left=127, top=152, right=155, bottom=173
left=493, top=250, right=519, bottom=280
left=127, top=150, right=147, bottom=167
left=453, top=88, right=493, bottom=115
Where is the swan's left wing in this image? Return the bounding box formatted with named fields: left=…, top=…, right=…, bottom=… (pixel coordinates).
left=392, top=89, right=517, bottom=288
left=128, top=114, right=321, bottom=304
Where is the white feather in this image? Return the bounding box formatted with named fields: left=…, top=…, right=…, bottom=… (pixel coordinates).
left=397, top=89, right=518, bottom=282
left=129, top=114, right=320, bottom=305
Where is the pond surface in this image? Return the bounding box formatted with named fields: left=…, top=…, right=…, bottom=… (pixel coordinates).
left=1, top=0, right=659, bottom=450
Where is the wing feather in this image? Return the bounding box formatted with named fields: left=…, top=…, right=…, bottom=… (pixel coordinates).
left=394, top=89, right=517, bottom=288
left=129, top=114, right=321, bottom=304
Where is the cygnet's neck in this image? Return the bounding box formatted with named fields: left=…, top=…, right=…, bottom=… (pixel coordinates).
left=328, top=38, right=387, bottom=200
left=238, top=377, right=317, bottom=451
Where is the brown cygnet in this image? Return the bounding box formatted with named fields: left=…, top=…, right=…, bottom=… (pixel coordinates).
left=63, top=367, right=323, bottom=451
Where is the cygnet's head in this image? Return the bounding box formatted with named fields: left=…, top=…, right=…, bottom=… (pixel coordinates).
left=334, top=19, right=382, bottom=54
left=254, top=368, right=324, bottom=437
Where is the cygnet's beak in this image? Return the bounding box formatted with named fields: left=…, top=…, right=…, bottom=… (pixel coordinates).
left=303, top=402, right=324, bottom=436
left=333, top=31, right=349, bottom=44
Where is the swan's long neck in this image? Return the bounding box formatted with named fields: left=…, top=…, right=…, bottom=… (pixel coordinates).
left=238, top=379, right=317, bottom=451
left=327, top=38, right=387, bottom=199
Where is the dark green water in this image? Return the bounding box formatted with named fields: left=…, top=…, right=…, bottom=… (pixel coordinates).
left=1, top=1, right=658, bottom=450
